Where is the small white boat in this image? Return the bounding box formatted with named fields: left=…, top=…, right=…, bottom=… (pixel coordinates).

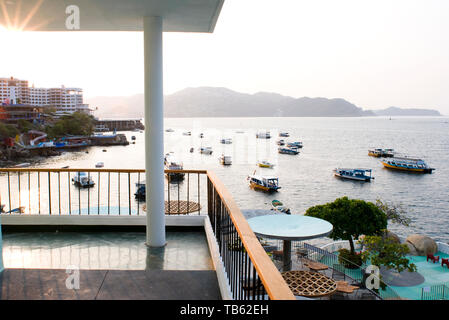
left=276, top=139, right=285, bottom=146
left=220, top=138, right=232, bottom=144
left=199, top=133, right=204, bottom=138
left=164, top=153, right=185, bottom=181
left=183, top=131, right=191, bottom=136
left=271, top=200, right=291, bottom=214
left=12, top=162, right=31, bottom=168
left=219, top=154, right=232, bottom=165
left=279, top=132, right=290, bottom=137
left=199, top=147, right=213, bottom=155
left=256, top=131, right=271, bottom=139
left=72, top=172, right=95, bottom=188
left=257, top=160, right=275, bottom=168
left=95, top=162, right=104, bottom=168
left=165, top=128, right=174, bottom=132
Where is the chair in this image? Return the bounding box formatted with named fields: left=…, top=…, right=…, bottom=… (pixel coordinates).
left=427, top=254, right=440, bottom=263
left=442, top=258, right=449, bottom=269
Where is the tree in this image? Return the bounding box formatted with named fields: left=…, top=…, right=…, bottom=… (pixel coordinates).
left=45, top=112, right=95, bottom=138
left=375, top=199, right=412, bottom=227
left=360, top=234, right=417, bottom=273
left=305, top=196, right=388, bottom=254
left=0, top=122, right=19, bottom=139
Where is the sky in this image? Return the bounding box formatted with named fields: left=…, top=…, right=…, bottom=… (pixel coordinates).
left=0, top=0, right=448, bottom=113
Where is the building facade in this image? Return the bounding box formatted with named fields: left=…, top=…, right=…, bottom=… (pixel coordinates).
left=0, top=76, right=90, bottom=114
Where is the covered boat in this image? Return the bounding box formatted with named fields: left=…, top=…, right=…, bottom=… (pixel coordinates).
left=72, top=172, right=95, bottom=188
left=278, top=147, right=299, bottom=155
left=257, top=160, right=275, bottom=168
left=279, top=132, right=290, bottom=137
left=368, top=148, right=395, bottom=157
left=256, top=131, right=271, bottom=139
left=287, top=141, right=303, bottom=148
left=199, top=147, right=213, bottom=155
left=247, top=174, right=281, bottom=192
left=164, top=153, right=185, bottom=181
left=219, top=154, right=232, bottom=165
left=381, top=157, right=434, bottom=173
left=334, top=168, right=374, bottom=182
left=220, top=138, right=232, bottom=144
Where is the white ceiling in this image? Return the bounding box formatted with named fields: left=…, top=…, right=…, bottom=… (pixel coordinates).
left=0, top=0, right=225, bottom=32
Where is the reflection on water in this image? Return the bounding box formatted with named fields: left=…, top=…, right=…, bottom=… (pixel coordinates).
left=2, top=232, right=213, bottom=270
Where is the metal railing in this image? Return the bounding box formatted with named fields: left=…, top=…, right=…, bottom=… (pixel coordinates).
left=0, top=168, right=207, bottom=216
left=0, top=167, right=295, bottom=300
left=421, top=284, right=449, bottom=300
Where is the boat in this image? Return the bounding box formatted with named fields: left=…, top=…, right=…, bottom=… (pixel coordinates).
left=12, top=162, right=31, bottom=168
left=131, top=136, right=136, bottom=140
left=165, top=128, right=174, bottom=132
left=276, top=139, right=285, bottom=146
left=199, top=147, right=213, bottom=155
left=134, top=180, right=146, bottom=201
left=189, top=147, right=194, bottom=153
left=380, top=157, right=435, bottom=173
left=279, top=132, right=290, bottom=137
left=278, top=147, right=299, bottom=155
left=219, top=154, right=232, bottom=165
left=72, top=172, right=95, bottom=188
left=183, top=131, right=191, bottom=136
left=368, top=148, right=395, bottom=157
left=164, top=153, right=185, bottom=181
left=287, top=141, right=303, bottom=148
left=334, top=168, right=374, bottom=182
left=256, top=131, right=271, bottom=139
left=95, top=162, right=104, bottom=168
left=220, top=138, right=232, bottom=144
left=271, top=200, right=291, bottom=214
left=199, top=133, right=204, bottom=138
left=247, top=174, right=281, bottom=192
left=257, top=160, right=275, bottom=168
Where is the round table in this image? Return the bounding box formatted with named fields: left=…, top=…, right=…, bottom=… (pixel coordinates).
left=247, top=214, right=333, bottom=271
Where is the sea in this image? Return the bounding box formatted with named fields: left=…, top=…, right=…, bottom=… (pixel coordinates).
left=2, top=116, right=449, bottom=243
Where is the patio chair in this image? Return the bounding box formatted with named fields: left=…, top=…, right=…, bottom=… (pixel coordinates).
left=332, top=264, right=346, bottom=281
left=427, top=254, right=440, bottom=263
left=442, top=258, right=449, bottom=269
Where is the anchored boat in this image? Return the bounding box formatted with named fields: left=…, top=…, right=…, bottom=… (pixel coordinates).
left=164, top=153, right=185, bottom=181
left=257, top=160, right=275, bottom=168
left=276, top=139, right=285, bottom=146
left=287, top=141, right=303, bottom=149
left=256, top=131, right=271, bottom=139
left=279, top=132, right=290, bottom=137
left=334, top=168, right=374, bottom=182
left=72, top=172, right=95, bottom=188
left=271, top=200, right=291, bottom=214
left=381, top=157, right=435, bottom=173
left=199, top=147, right=213, bottom=155
left=219, top=154, right=232, bottom=165
left=220, top=138, right=232, bottom=144
left=278, top=147, right=299, bottom=155
left=247, top=174, right=281, bottom=192
left=368, top=148, right=395, bottom=157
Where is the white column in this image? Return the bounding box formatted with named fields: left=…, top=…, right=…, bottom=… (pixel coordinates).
left=144, top=16, right=166, bottom=247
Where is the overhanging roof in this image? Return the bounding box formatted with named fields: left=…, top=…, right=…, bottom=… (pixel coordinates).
left=0, top=0, right=225, bottom=32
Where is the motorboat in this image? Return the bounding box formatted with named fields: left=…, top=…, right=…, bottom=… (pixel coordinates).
left=72, top=172, right=95, bottom=188
left=271, top=200, right=291, bottom=214
left=381, top=157, right=435, bottom=173
left=165, top=128, right=174, bottom=132
left=276, top=139, right=285, bottom=146
left=256, top=131, right=271, bottom=139
left=257, top=160, right=275, bottom=168
left=199, top=147, right=213, bottom=155
left=279, top=132, right=290, bottom=137
left=131, top=136, right=136, bottom=140
left=95, top=162, right=104, bottom=168
left=287, top=141, right=303, bottom=149
left=247, top=174, right=281, bottom=192
left=183, top=131, right=192, bottom=136
left=278, top=147, right=299, bottom=155
left=134, top=180, right=146, bottom=201
left=368, top=148, right=395, bottom=158
left=199, top=133, right=204, bottom=138
left=164, top=153, right=185, bottom=181
left=220, top=138, right=232, bottom=144
left=219, top=154, right=232, bottom=165
left=12, top=162, right=31, bottom=168
left=334, top=168, right=374, bottom=182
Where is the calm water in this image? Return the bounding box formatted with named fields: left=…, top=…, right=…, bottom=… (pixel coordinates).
left=4, top=116, right=449, bottom=243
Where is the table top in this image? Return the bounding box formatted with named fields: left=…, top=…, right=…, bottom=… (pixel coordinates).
left=281, top=270, right=337, bottom=297
left=247, top=214, right=333, bottom=241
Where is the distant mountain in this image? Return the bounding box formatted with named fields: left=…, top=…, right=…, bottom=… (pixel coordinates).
left=372, top=107, right=441, bottom=117
left=87, top=87, right=440, bottom=119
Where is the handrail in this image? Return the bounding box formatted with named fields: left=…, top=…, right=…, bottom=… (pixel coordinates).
left=0, top=168, right=207, bottom=174
left=206, top=170, right=295, bottom=300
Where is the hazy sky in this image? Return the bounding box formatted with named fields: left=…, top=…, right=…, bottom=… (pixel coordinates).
left=1, top=0, right=448, bottom=113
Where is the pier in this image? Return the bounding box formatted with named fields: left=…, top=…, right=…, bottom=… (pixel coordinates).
left=94, top=118, right=144, bottom=132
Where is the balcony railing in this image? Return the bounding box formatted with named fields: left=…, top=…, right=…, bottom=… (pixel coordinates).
left=0, top=168, right=295, bottom=300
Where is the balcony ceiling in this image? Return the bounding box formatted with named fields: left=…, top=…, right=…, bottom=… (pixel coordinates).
left=0, top=0, right=225, bottom=32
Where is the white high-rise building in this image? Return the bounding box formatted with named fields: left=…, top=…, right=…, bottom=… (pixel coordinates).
left=0, top=76, right=91, bottom=114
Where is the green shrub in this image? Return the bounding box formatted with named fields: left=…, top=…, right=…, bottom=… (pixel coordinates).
left=338, top=248, right=363, bottom=269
